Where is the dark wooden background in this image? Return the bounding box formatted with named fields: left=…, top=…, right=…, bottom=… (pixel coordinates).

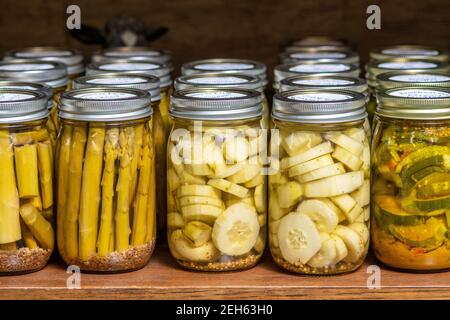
left=1, top=0, right=449, bottom=79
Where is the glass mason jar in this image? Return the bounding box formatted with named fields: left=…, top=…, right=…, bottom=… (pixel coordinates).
left=175, top=72, right=270, bottom=129
left=273, top=62, right=360, bottom=92
left=270, top=89, right=370, bottom=275
left=376, top=70, right=450, bottom=91
left=372, top=87, right=450, bottom=272
left=365, top=58, right=450, bottom=122
left=369, top=45, right=449, bottom=63
left=86, top=60, right=172, bottom=238
left=4, top=47, right=85, bottom=86
left=0, top=60, right=69, bottom=147
left=167, top=88, right=267, bottom=271
left=0, top=89, right=54, bottom=275
left=279, top=49, right=359, bottom=65
left=91, top=47, right=172, bottom=66
left=57, top=88, right=156, bottom=272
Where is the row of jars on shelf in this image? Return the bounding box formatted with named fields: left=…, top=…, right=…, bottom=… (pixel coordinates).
left=0, top=43, right=449, bottom=276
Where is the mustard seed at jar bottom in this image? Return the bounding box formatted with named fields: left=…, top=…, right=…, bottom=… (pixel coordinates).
left=270, top=90, right=370, bottom=275
left=167, top=88, right=267, bottom=271
left=57, top=88, right=156, bottom=273
left=86, top=60, right=172, bottom=239
left=0, top=60, right=69, bottom=146
left=372, top=87, right=450, bottom=272
left=0, top=89, right=54, bottom=275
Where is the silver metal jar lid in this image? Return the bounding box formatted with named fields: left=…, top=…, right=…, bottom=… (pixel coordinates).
left=86, top=59, right=172, bottom=88
left=376, top=71, right=450, bottom=90
left=59, top=87, right=153, bottom=122
left=4, top=47, right=84, bottom=76
left=273, top=89, right=367, bottom=123
left=0, top=89, right=49, bottom=124
left=0, top=60, right=68, bottom=88
left=73, top=73, right=161, bottom=103
left=181, top=59, right=267, bottom=83
left=170, top=88, right=263, bottom=121
left=0, top=80, right=52, bottom=109
left=376, top=87, right=450, bottom=120
left=91, top=47, right=172, bottom=65
left=274, top=62, right=360, bottom=88
left=290, top=36, right=347, bottom=47
left=279, top=50, right=359, bottom=65
left=370, top=45, right=449, bottom=62
left=280, top=75, right=368, bottom=94
left=174, top=72, right=264, bottom=92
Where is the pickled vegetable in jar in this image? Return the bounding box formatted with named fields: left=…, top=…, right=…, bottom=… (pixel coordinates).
left=0, top=89, right=55, bottom=275
left=273, top=62, right=360, bottom=92
left=270, top=90, right=370, bottom=275
left=175, top=72, right=270, bottom=129
left=91, top=46, right=172, bottom=66
left=279, top=49, right=359, bottom=65
left=372, top=87, right=450, bottom=272
left=279, top=74, right=371, bottom=138
left=57, top=88, right=156, bottom=272
left=369, top=45, right=449, bottom=63
left=167, top=88, right=267, bottom=271
left=86, top=59, right=172, bottom=239
left=365, top=58, right=449, bottom=121
left=4, top=47, right=85, bottom=84
left=0, top=60, right=69, bottom=147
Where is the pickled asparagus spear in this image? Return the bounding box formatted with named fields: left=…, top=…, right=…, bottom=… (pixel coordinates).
left=131, top=129, right=152, bottom=245
left=14, top=144, right=40, bottom=199
left=79, top=126, right=106, bottom=261
left=115, top=128, right=135, bottom=251
left=21, top=219, right=38, bottom=249
left=145, top=131, right=156, bottom=243
left=46, top=117, right=58, bottom=147
left=0, top=130, right=21, bottom=245
left=37, top=142, right=54, bottom=209
left=56, top=126, right=72, bottom=256
left=30, top=195, right=43, bottom=211
left=129, top=125, right=144, bottom=205
left=20, top=202, right=54, bottom=250
left=11, top=128, right=49, bottom=146
left=64, top=126, right=87, bottom=259
left=97, top=128, right=120, bottom=256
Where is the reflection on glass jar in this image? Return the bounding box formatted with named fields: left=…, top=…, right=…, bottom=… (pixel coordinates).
left=57, top=88, right=156, bottom=273
left=167, top=88, right=267, bottom=271
left=0, top=89, right=54, bottom=275
left=372, top=87, right=450, bottom=272
left=270, top=90, right=370, bottom=275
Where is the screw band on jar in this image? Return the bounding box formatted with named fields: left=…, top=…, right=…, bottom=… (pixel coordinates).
left=181, top=59, right=267, bottom=84
left=365, top=58, right=450, bottom=89
left=0, top=60, right=68, bottom=89
left=59, top=87, right=153, bottom=122
left=270, top=89, right=370, bottom=274
left=174, top=72, right=264, bottom=92
left=73, top=73, right=161, bottom=103
left=0, top=89, right=55, bottom=274
left=376, top=71, right=450, bottom=90
left=86, top=59, right=172, bottom=88
left=370, top=45, right=449, bottom=62
left=4, top=47, right=84, bottom=77
left=170, top=88, right=263, bottom=121
left=0, top=80, right=53, bottom=109
left=279, top=49, right=359, bottom=65
left=376, top=87, right=450, bottom=120
left=280, top=75, right=368, bottom=95
left=274, top=62, right=360, bottom=90
left=92, top=46, right=172, bottom=65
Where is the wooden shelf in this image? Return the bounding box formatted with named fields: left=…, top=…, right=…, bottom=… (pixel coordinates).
left=1, top=245, right=449, bottom=300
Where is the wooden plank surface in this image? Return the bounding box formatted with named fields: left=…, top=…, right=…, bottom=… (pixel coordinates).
left=1, top=245, right=449, bottom=300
